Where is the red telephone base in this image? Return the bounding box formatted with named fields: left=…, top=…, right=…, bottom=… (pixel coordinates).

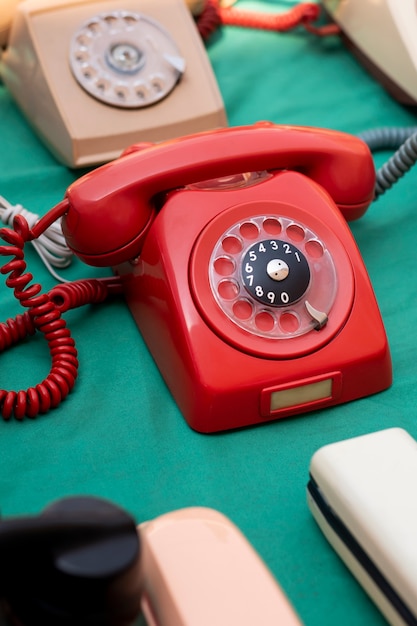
left=115, top=169, right=391, bottom=433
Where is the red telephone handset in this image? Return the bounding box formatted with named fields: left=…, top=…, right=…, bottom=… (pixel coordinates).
left=60, top=122, right=376, bottom=266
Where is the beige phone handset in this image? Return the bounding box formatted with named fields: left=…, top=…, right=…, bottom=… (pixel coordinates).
left=0, top=0, right=226, bottom=168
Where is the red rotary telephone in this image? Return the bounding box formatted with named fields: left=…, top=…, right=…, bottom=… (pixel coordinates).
left=0, top=123, right=392, bottom=431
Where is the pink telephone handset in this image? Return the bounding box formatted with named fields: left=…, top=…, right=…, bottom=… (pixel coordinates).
left=138, top=507, right=303, bottom=626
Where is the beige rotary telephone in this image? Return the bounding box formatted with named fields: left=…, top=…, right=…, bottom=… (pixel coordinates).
left=0, top=0, right=226, bottom=167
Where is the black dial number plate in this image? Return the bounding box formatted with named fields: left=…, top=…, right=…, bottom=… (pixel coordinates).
left=242, top=239, right=310, bottom=307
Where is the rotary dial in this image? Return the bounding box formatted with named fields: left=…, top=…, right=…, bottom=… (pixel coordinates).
left=208, top=215, right=338, bottom=339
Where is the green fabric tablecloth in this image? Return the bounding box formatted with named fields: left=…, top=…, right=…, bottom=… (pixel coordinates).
left=1, top=2, right=416, bottom=624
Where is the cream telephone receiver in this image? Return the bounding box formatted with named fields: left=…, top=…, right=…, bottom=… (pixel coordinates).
left=0, top=0, right=226, bottom=168
left=0, top=497, right=303, bottom=625
left=307, top=428, right=417, bottom=626
left=0, top=123, right=392, bottom=431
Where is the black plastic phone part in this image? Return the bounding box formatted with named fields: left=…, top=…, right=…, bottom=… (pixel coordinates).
left=0, top=496, right=142, bottom=626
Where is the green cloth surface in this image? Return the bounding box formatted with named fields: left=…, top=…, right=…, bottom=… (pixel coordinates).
left=1, top=1, right=416, bottom=624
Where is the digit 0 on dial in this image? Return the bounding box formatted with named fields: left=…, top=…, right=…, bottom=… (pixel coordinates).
left=208, top=215, right=337, bottom=340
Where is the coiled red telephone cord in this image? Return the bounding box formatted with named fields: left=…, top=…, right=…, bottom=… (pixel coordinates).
left=0, top=214, right=122, bottom=421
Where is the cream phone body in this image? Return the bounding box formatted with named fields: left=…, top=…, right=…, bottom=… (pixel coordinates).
left=0, top=0, right=226, bottom=167
left=322, top=0, right=417, bottom=105
left=308, top=428, right=417, bottom=626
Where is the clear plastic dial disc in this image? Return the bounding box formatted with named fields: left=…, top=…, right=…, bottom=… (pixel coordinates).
left=209, top=215, right=338, bottom=339
left=69, top=11, right=185, bottom=109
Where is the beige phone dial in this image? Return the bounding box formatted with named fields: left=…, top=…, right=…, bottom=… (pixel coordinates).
left=0, top=0, right=226, bottom=168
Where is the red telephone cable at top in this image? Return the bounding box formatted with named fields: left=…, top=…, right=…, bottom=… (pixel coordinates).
left=196, top=1, right=340, bottom=41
